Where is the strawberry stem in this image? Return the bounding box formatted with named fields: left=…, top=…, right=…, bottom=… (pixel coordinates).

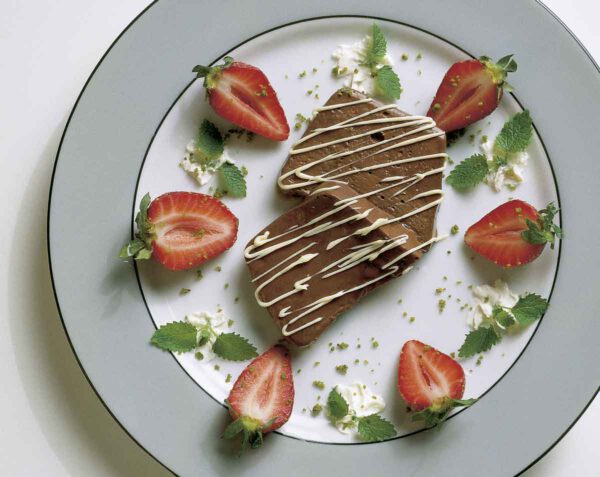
left=411, top=397, right=477, bottom=429
left=192, top=56, right=234, bottom=89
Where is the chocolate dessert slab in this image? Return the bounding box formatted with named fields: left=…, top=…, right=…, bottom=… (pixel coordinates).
left=278, top=88, right=447, bottom=244
left=244, top=185, right=424, bottom=347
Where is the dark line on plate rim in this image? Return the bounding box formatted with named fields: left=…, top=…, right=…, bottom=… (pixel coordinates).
left=45, top=1, right=174, bottom=475
left=130, top=14, right=562, bottom=446
left=44, top=1, right=597, bottom=473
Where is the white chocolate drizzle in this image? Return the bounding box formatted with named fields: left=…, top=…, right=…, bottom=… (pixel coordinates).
left=248, top=95, right=448, bottom=336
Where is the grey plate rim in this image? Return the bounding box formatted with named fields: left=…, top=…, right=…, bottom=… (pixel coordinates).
left=47, top=1, right=600, bottom=476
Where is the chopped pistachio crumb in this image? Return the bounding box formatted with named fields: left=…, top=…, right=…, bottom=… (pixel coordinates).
left=476, top=355, right=483, bottom=366
left=417, top=69, right=422, bottom=76
left=214, top=266, right=222, bottom=272
left=438, top=299, right=446, bottom=313
left=195, top=351, right=204, bottom=360
left=450, top=224, right=460, bottom=235
left=432, top=103, right=441, bottom=112
left=409, top=316, right=415, bottom=323
left=354, top=359, right=360, bottom=364
left=397, top=298, right=403, bottom=304
left=312, top=67, right=318, bottom=73
left=234, top=297, right=239, bottom=303
left=335, top=364, right=348, bottom=375
left=307, top=89, right=313, bottom=95
left=241, top=165, right=248, bottom=176
left=284, top=74, right=289, bottom=79
left=296, top=368, right=302, bottom=374
left=372, top=340, right=379, bottom=349
left=401, top=53, right=409, bottom=61
left=311, top=403, right=323, bottom=416
left=313, top=380, right=325, bottom=390
left=402, top=311, right=408, bottom=317
left=225, top=373, right=232, bottom=383
left=435, top=287, right=446, bottom=295
left=456, top=280, right=463, bottom=285
left=214, top=364, right=220, bottom=371
left=196, top=269, right=203, bottom=280
left=363, top=360, right=369, bottom=365
left=224, top=283, right=229, bottom=289
left=337, top=342, right=349, bottom=350
left=299, top=70, right=307, bottom=78
left=416, top=53, right=423, bottom=60
left=481, top=134, right=488, bottom=144
left=314, top=361, right=320, bottom=367
left=179, top=288, right=191, bottom=295
left=450, top=352, right=456, bottom=359
left=443, top=275, right=448, bottom=281
left=227, top=319, right=234, bottom=327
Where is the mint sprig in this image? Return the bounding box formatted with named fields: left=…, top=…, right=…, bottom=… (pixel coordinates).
left=494, top=110, right=533, bottom=155
left=459, top=293, right=549, bottom=358
left=358, top=23, right=402, bottom=100
left=119, top=193, right=154, bottom=260
left=521, top=202, right=562, bottom=249
left=150, top=321, right=198, bottom=353
left=150, top=320, right=257, bottom=361
left=445, top=154, right=489, bottom=190
left=447, top=110, right=533, bottom=191
left=194, top=119, right=225, bottom=168
left=218, top=162, right=247, bottom=198
left=325, top=387, right=396, bottom=441
left=212, top=332, right=258, bottom=361
left=374, top=65, right=401, bottom=100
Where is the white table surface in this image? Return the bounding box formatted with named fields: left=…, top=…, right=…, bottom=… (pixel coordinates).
left=1, top=1, right=597, bottom=475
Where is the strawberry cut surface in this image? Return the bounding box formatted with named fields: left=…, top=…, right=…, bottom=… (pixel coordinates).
left=194, top=58, right=289, bottom=141
left=397, top=340, right=466, bottom=411
left=465, top=199, right=544, bottom=268
left=227, top=345, right=294, bottom=433
left=147, top=192, right=238, bottom=271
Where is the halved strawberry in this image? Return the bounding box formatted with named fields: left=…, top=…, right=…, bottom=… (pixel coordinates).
left=427, top=55, right=517, bottom=133
left=119, top=192, right=238, bottom=271
left=223, top=345, right=294, bottom=451
left=398, top=340, right=475, bottom=428
left=465, top=200, right=562, bottom=268
left=193, top=57, right=289, bottom=141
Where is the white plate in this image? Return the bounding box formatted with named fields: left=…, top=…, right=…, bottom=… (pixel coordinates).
left=136, top=18, right=558, bottom=443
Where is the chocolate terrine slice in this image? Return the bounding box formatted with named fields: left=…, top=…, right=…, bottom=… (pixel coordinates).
left=278, top=88, right=447, bottom=244
left=244, top=185, right=424, bottom=347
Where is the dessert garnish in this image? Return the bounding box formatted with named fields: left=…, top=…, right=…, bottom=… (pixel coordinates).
left=464, top=199, right=562, bottom=267
left=326, top=384, right=395, bottom=441
left=180, top=120, right=247, bottom=197
left=446, top=110, right=533, bottom=191
left=427, top=54, right=517, bottom=133
left=119, top=191, right=238, bottom=270
left=222, top=346, right=294, bottom=451
left=192, top=57, right=289, bottom=141
left=332, top=23, right=401, bottom=100
left=397, top=340, right=475, bottom=428
left=459, top=292, right=549, bottom=358
left=151, top=311, right=258, bottom=362
left=467, top=279, right=518, bottom=329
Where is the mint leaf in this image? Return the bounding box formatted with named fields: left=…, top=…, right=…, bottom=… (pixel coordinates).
left=511, top=294, right=548, bottom=326
left=521, top=202, right=562, bottom=249
left=212, top=332, right=258, bottom=361
left=366, top=23, right=387, bottom=67
left=357, top=414, right=396, bottom=442
left=327, top=387, right=349, bottom=420
left=458, top=326, right=501, bottom=358
left=151, top=321, right=198, bottom=353
left=492, top=305, right=516, bottom=328
left=196, top=119, right=224, bottom=159
left=494, top=110, right=533, bottom=154
left=446, top=154, right=489, bottom=190
left=375, top=65, right=401, bottom=100
left=218, top=162, right=247, bottom=198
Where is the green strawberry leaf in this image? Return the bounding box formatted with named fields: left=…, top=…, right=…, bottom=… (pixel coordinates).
left=212, top=332, right=258, bottom=361
left=150, top=321, right=198, bottom=353
left=357, top=413, right=396, bottom=442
